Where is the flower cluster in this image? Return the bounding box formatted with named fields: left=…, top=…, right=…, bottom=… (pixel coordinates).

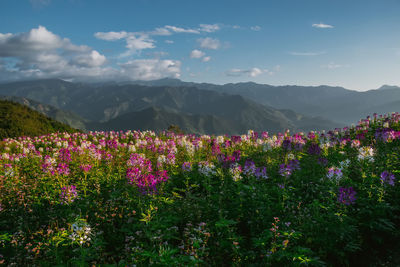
left=198, top=161, right=216, bottom=177
left=380, top=171, right=396, bottom=186
left=60, top=185, right=78, bottom=204
left=69, top=219, right=92, bottom=246
left=229, top=163, right=243, bottom=181
left=326, top=167, right=343, bottom=182
left=358, top=146, right=375, bottom=162
left=337, top=187, right=357, bottom=205
left=126, top=153, right=169, bottom=193
left=279, top=160, right=300, bottom=178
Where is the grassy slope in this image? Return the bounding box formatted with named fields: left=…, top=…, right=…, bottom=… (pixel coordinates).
left=0, top=99, right=79, bottom=139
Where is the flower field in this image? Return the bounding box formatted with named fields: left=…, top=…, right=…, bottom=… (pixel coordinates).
left=1, top=113, right=400, bottom=266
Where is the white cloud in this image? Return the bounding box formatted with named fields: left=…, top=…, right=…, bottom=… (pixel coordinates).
left=190, top=49, right=205, bottom=59
left=289, top=51, right=326, bottom=56
left=198, top=37, right=220, bottom=50
left=199, top=24, right=220, bottom=33
left=250, top=26, right=262, bottom=31
left=312, top=23, right=334, bottom=29
left=119, top=59, right=181, bottom=80
left=125, top=34, right=155, bottom=51
left=94, top=31, right=128, bottom=41
left=321, top=62, right=348, bottom=69
left=164, top=25, right=200, bottom=34
left=0, top=26, right=181, bottom=82
left=73, top=50, right=107, bottom=67
left=95, top=24, right=206, bottom=56
left=202, top=56, right=211, bottom=62
left=226, top=67, right=270, bottom=77
left=95, top=31, right=155, bottom=56
left=249, top=67, right=263, bottom=77
left=150, top=27, right=172, bottom=36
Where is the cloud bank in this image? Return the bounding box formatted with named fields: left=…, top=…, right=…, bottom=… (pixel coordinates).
left=0, top=26, right=181, bottom=81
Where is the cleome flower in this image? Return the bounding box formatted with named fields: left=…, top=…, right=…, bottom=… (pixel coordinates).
left=337, top=187, right=357, bottom=205
left=229, top=163, right=242, bottom=181
left=380, top=171, right=396, bottom=186
left=357, top=146, right=375, bottom=162
left=69, top=218, right=92, bottom=246
left=326, top=167, right=343, bottom=182
left=60, top=185, right=78, bottom=205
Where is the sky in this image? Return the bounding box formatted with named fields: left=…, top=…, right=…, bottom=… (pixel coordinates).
left=0, top=0, right=400, bottom=91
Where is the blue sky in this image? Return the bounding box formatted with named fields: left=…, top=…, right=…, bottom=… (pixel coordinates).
left=0, top=0, right=399, bottom=90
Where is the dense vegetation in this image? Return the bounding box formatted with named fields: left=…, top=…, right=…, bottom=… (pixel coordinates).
left=0, top=100, right=78, bottom=140
left=0, top=112, right=399, bottom=266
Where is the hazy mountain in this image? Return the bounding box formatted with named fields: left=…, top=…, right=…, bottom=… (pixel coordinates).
left=0, top=99, right=78, bottom=139
left=378, top=85, right=400, bottom=90
left=125, top=79, right=400, bottom=124
left=0, top=79, right=344, bottom=134
left=87, top=106, right=241, bottom=135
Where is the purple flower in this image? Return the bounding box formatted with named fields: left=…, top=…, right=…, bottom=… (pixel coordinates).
left=60, top=185, right=78, bottom=204
left=243, top=160, right=256, bottom=176
left=375, top=128, right=396, bottom=142
left=307, top=143, right=321, bottom=155
left=380, top=171, right=396, bottom=186
left=318, top=157, right=328, bottom=166
left=282, top=139, right=292, bottom=151
left=338, top=187, right=357, bottom=205
left=279, top=159, right=300, bottom=178
left=327, top=167, right=343, bottom=181
left=182, top=162, right=192, bottom=172
left=254, top=167, right=268, bottom=180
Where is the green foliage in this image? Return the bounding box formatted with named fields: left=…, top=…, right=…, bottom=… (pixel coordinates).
left=1, top=113, right=400, bottom=265
left=0, top=99, right=79, bottom=139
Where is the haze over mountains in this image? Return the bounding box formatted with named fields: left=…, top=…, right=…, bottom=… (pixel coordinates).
left=0, top=78, right=399, bottom=135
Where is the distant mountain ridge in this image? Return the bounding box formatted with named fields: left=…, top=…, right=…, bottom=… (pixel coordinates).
left=124, top=78, right=400, bottom=124
left=0, top=79, right=344, bottom=134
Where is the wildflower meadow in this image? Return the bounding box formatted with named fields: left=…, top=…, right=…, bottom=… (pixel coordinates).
left=1, top=113, right=400, bottom=266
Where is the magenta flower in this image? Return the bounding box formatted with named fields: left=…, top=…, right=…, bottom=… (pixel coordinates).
left=58, top=148, right=72, bottom=162
left=126, top=153, right=169, bottom=194
left=56, top=163, right=70, bottom=176
left=80, top=164, right=92, bottom=173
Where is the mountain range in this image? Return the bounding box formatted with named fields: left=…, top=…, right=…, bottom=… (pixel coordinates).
left=126, top=78, right=400, bottom=125
left=0, top=78, right=398, bottom=135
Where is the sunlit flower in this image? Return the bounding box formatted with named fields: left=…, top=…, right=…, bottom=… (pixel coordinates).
left=60, top=185, right=78, bottom=204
